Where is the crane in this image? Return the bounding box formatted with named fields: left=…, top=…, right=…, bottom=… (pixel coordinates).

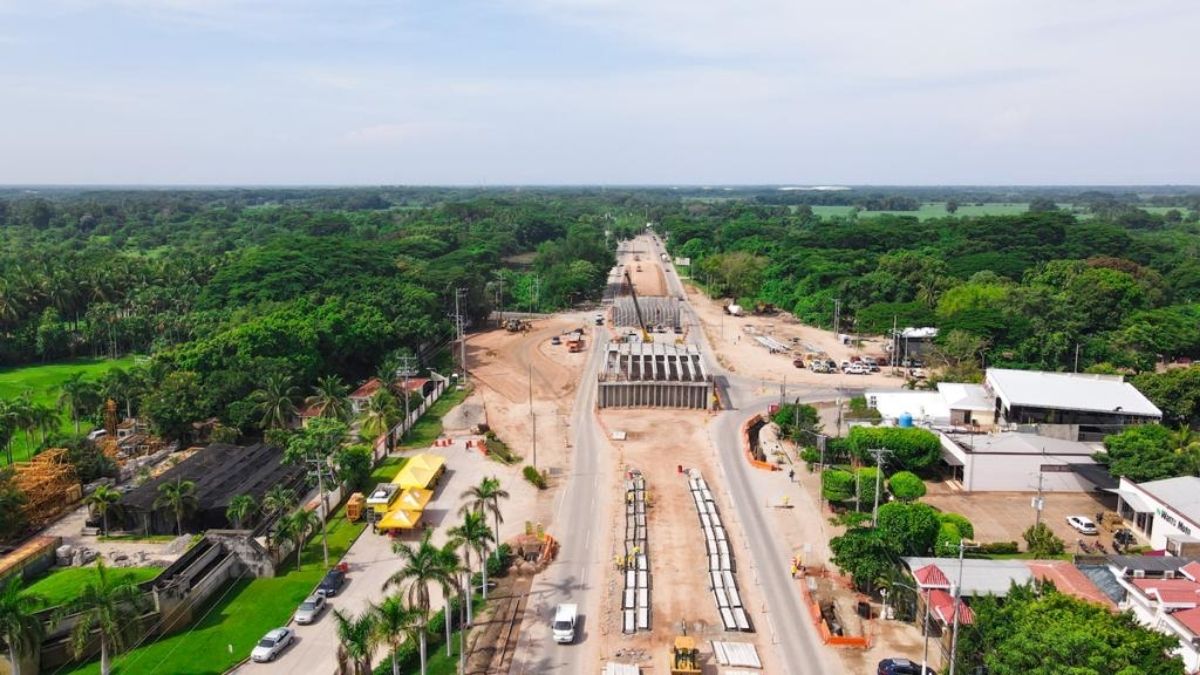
left=623, top=268, right=652, bottom=343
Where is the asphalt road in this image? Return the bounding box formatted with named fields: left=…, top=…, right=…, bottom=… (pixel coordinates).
left=510, top=325, right=609, bottom=674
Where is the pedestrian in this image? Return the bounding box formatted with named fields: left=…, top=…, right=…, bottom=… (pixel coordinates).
left=790, top=563, right=797, bottom=578
left=788, top=469, right=795, bottom=482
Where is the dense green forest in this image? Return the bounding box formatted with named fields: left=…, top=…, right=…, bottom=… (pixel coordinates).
left=657, top=199, right=1200, bottom=374
left=0, top=189, right=630, bottom=449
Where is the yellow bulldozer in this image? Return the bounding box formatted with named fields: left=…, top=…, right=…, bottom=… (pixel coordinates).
left=670, top=635, right=701, bottom=675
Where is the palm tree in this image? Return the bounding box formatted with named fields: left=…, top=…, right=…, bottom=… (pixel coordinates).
left=372, top=596, right=421, bottom=675
left=384, top=531, right=450, bottom=675
left=153, top=478, right=197, bottom=536
left=98, top=367, right=137, bottom=421
left=250, top=374, right=299, bottom=430
left=358, top=389, right=398, bottom=442
left=225, top=494, right=257, bottom=530
left=0, top=402, right=18, bottom=465
left=0, top=576, right=45, bottom=675
left=57, top=372, right=99, bottom=435
left=275, top=509, right=318, bottom=572
left=459, top=476, right=509, bottom=569
left=434, top=545, right=463, bottom=657
left=447, top=510, right=493, bottom=621
left=86, top=485, right=123, bottom=535
left=262, top=485, right=297, bottom=517
left=30, top=403, right=57, bottom=448
left=332, top=608, right=377, bottom=675
left=306, top=375, right=351, bottom=422
left=53, top=561, right=150, bottom=675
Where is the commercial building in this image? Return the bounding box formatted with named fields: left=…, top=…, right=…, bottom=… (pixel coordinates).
left=937, top=431, right=1105, bottom=492
left=1115, top=476, right=1200, bottom=553
left=985, top=368, right=1161, bottom=441
left=1108, top=555, right=1200, bottom=671
left=866, top=383, right=994, bottom=430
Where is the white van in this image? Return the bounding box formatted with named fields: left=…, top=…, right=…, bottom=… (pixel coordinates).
left=552, top=604, right=577, bottom=644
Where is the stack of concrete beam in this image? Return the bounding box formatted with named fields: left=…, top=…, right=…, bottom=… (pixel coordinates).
left=687, top=471, right=751, bottom=632
left=622, top=470, right=650, bottom=634
left=597, top=342, right=712, bottom=410
left=613, top=296, right=681, bottom=330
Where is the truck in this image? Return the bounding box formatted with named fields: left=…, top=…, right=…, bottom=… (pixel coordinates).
left=724, top=303, right=743, bottom=316
left=552, top=603, right=577, bottom=643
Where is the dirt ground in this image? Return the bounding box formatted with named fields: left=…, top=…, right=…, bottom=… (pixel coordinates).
left=617, top=237, right=669, bottom=297
left=593, top=409, right=779, bottom=675
left=683, top=282, right=912, bottom=389
left=924, top=481, right=1119, bottom=552
left=463, top=313, right=592, bottom=531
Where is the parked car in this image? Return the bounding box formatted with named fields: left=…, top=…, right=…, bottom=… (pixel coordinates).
left=251, top=628, right=294, bottom=662
left=294, top=594, right=326, bottom=625
left=792, top=358, right=805, bottom=369
left=552, top=603, right=578, bottom=644
left=317, top=568, right=346, bottom=597
left=878, top=657, right=935, bottom=675
left=550, top=336, right=561, bottom=345
left=846, top=363, right=869, bottom=375
left=1067, top=515, right=1098, bottom=535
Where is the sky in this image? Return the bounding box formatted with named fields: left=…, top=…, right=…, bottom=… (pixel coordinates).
left=0, top=0, right=1197, bottom=185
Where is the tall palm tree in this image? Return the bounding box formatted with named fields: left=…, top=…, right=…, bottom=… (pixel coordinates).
left=7, top=396, right=34, bottom=457
left=372, top=596, right=421, bottom=675
left=153, top=478, right=197, bottom=536
left=250, top=374, right=299, bottom=430
left=384, top=531, right=450, bottom=675
left=459, top=476, right=509, bottom=568
left=306, top=375, right=351, bottom=422
left=0, top=402, right=18, bottom=465
left=332, top=608, right=377, bottom=675
left=225, top=494, right=257, bottom=530
left=358, top=389, right=398, bottom=442
left=275, top=509, right=318, bottom=572
left=262, top=485, right=297, bottom=517
left=447, top=510, right=493, bottom=621
left=85, top=485, right=123, bottom=535
left=0, top=576, right=45, bottom=675
left=98, top=367, right=137, bottom=421
left=30, top=403, right=57, bottom=449
left=434, top=545, right=463, bottom=657
left=53, top=561, right=150, bottom=675
left=57, top=372, right=99, bottom=435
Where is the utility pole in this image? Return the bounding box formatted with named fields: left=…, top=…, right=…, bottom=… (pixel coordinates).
left=833, top=298, right=841, bottom=337
left=454, top=288, right=468, bottom=383
left=1033, top=448, right=1046, bottom=528
left=869, top=448, right=892, bottom=526
left=949, top=538, right=978, bottom=675
left=1074, top=343, right=1081, bottom=373
left=529, top=362, right=537, bottom=469
left=394, top=356, right=419, bottom=447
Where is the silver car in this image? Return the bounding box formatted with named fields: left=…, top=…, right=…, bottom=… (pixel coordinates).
left=294, top=594, right=326, bottom=625
left=250, top=627, right=293, bottom=662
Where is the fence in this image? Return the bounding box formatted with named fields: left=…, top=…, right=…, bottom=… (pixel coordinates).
left=372, top=375, right=449, bottom=462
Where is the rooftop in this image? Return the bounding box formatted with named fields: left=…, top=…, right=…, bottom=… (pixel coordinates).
left=1028, top=561, right=1117, bottom=610
left=350, top=377, right=384, bottom=400
left=904, top=557, right=1033, bottom=596
left=941, top=431, right=1101, bottom=456
left=986, top=368, right=1162, bottom=418
left=937, top=383, right=994, bottom=411
left=1137, top=476, right=1200, bottom=524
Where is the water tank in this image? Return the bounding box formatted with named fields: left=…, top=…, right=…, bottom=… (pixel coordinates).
left=898, top=412, right=914, bottom=428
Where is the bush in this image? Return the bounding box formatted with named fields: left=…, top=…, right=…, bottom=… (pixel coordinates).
left=822, top=469, right=855, bottom=502
left=484, top=431, right=521, bottom=465
left=855, top=466, right=880, bottom=502
left=977, top=541, right=1019, bottom=555
left=1023, top=522, right=1065, bottom=557
left=876, top=502, right=940, bottom=556
left=799, top=447, right=820, bottom=469
left=848, top=396, right=883, bottom=422
left=847, top=426, right=941, bottom=472
left=935, top=521, right=962, bottom=556
left=522, top=465, right=547, bottom=489
left=888, top=471, right=926, bottom=502
left=938, top=512, right=975, bottom=539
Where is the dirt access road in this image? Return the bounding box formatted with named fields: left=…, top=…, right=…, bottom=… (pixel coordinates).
left=616, top=238, right=669, bottom=297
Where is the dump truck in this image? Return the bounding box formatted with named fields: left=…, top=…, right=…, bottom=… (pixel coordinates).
left=566, top=332, right=584, bottom=353
left=670, top=635, right=701, bottom=674
left=505, top=318, right=529, bottom=333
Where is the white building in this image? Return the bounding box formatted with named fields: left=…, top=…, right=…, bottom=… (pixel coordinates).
left=1109, top=555, right=1200, bottom=672
left=985, top=368, right=1161, bottom=441
left=937, top=431, right=1105, bottom=492
left=866, top=382, right=994, bottom=429
left=1116, top=476, right=1200, bottom=552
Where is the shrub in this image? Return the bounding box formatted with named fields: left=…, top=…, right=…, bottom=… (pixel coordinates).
left=977, top=541, right=1019, bottom=555
left=484, top=432, right=521, bottom=465
left=935, top=521, right=962, bottom=556
left=876, top=502, right=940, bottom=556
left=855, top=466, right=881, bottom=502
left=848, top=396, right=883, bottom=422
left=522, top=465, right=547, bottom=489
left=888, top=471, right=926, bottom=502
left=938, top=512, right=975, bottom=539
left=1023, top=522, right=1065, bottom=557
left=799, top=447, right=820, bottom=469
left=822, top=469, right=855, bottom=502
left=847, top=426, right=941, bottom=472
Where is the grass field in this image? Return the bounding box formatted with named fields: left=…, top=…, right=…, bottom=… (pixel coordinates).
left=810, top=202, right=1041, bottom=220
left=62, top=513, right=366, bottom=675
left=21, top=564, right=162, bottom=610
left=397, top=386, right=469, bottom=451
left=0, top=355, right=139, bottom=463
left=369, top=455, right=409, bottom=484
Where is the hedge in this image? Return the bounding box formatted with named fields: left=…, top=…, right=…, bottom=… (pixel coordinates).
left=847, top=426, right=941, bottom=472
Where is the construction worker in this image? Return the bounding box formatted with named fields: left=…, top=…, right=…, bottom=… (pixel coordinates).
left=788, top=468, right=795, bottom=482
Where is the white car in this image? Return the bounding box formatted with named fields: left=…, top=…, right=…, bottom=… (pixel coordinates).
left=293, top=594, right=326, bottom=625
left=1067, top=515, right=1098, bottom=535
left=251, top=627, right=294, bottom=662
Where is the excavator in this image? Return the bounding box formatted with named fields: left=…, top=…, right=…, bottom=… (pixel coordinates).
left=669, top=633, right=701, bottom=674
left=623, top=268, right=652, bottom=343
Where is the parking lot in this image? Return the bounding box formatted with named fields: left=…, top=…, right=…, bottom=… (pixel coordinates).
left=924, top=482, right=1120, bottom=552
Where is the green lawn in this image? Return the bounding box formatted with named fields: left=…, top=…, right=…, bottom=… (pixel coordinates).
left=0, top=355, right=139, bottom=463
left=21, top=564, right=162, bottom=610
left=369, top=455, right=409, bottom=484
left=62, top=513, right=367, bottom=675
left=810, top=202, right=1037, bottom=220
left=397, top=386, right=470, bottom=451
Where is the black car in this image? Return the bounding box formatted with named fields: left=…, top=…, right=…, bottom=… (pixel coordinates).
left=878, top=658, right=935, bottom=675
left=317, top=568, right=346, bottom=597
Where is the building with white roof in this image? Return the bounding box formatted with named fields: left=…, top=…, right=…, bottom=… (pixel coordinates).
left=1116, top=476, right=1200, bottom=552
left=866, top=383, right=994, bottom=429
left=985, top=368, right=1161, bottom=441
left=1108, top=555, right=1200, bottom=672
left=938, top=431, right=1105, bottom=492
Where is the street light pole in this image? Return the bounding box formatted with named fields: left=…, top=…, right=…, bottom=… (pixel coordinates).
left=949, top=538, right=978, bottom=675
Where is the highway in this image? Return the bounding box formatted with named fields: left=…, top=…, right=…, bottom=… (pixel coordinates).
left=509, top=324, right=610, bottom=674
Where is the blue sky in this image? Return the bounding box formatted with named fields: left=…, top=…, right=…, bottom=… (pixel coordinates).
left=1, top=1, right=1197, bottom=184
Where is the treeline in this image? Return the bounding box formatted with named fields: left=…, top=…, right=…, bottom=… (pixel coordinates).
left=660, top=202, right=1200, bottom=373
left=0, top=191, right=620, bottom=442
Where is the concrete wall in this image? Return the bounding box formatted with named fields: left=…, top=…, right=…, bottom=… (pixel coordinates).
left=597, top=381, right=711, bottom=409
